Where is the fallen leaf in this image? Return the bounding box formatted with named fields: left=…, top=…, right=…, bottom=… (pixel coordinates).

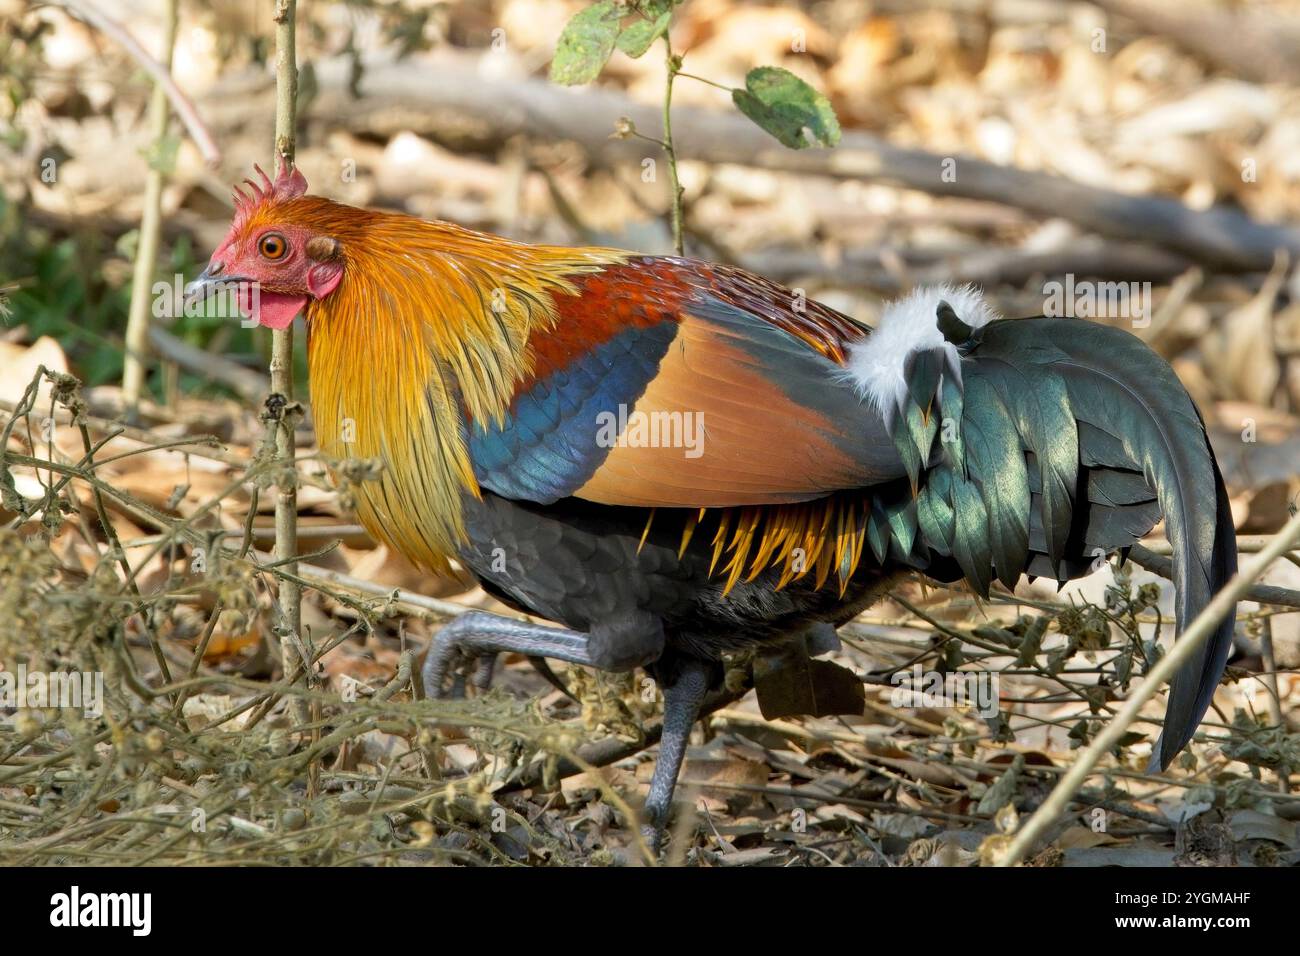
left=753, top=644, right=865, bottom=719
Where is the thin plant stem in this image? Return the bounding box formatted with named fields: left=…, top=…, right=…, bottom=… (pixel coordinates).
left=661, top=32, right=684, bottom=256
left=121, top=0, right=178, bottom=414
left=270, top=0, right=306, bottom=725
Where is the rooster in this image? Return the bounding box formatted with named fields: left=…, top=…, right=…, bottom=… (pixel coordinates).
left=188, top=164, right=1237, bottom=850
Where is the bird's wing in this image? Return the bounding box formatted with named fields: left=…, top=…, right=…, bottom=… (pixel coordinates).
left=466, top=257, right=904, bottom=508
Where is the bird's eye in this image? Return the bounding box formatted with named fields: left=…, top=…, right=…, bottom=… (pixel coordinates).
left=258, top=233, right=288, bottom=260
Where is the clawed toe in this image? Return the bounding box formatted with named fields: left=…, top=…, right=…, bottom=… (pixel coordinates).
left=422, top=628, right=498, bottom=699
left=471, top=655, right=495, bottom=691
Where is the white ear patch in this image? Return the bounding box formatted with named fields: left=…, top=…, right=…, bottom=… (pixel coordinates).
left=842, top=283, right=999, bottom=416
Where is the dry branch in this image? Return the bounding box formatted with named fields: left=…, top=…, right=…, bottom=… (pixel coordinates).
left=1001, top=509, right=1300, bottom=866
left=49, top=0, right=221, bottom=166
left=1087, top=0, right=1300, bottom=85
left=200, top=50, right=1300, bottom=272
left=1129, top=544, right=1300, bottom=610
left=146, top=325, right=269, bottom=401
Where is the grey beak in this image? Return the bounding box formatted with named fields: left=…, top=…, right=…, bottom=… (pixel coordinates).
left=183, top=264, right=252, bottom=309
left=183, top=266, right=219, bottom=308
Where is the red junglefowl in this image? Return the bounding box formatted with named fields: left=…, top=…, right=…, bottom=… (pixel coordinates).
left=187, top=164, right=1237, bottom=850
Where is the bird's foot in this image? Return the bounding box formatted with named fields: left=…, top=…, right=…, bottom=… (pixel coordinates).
left=422, top=622, right=496, bottom=699
left=422, top=611, right=596, bottom=700
left=426, top=648, right=495, bottom=699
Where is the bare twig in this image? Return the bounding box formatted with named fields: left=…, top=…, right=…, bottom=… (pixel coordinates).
left=286, top=560, right=475, bottom=621
left=147, top=325, right=270, bottom=401
left=47, top=0, right=221, bottom=166
left=1257, top=618, right=1291, bottom=795
left=0, top=398, right=242, bottom=467
left=1000, top=509, right=1300, bottom=866
left=1129, top=544, right=1300, bottom=610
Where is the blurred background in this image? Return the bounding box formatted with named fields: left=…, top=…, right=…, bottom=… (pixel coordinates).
left=2, top=0, right=1299, bottom=864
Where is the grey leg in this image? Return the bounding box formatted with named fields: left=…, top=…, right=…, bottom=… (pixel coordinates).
left=423, top=611, right=596, bottom=699
left=423, top=609, right=705, bottom=856
left=641, top=657, right=713, bottom=854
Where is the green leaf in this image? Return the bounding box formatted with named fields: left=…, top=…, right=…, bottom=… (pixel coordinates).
left=616, top=2, right=671, bottom=58
left=549, top=0, right=624, bottom=86
left=731, top=65, right=841, bottom=149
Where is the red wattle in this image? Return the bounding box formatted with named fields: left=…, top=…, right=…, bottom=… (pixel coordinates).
left=239, top=287, right=308, bottom=330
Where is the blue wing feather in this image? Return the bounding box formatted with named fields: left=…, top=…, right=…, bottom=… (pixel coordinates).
left=468, top=321, right=677, bottom=502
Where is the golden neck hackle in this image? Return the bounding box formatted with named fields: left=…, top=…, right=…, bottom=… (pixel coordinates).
left=251, top=198, right=624, bottom=571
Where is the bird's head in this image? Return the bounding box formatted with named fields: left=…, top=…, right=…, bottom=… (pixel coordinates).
left=186, top=164, right=348, bottom=329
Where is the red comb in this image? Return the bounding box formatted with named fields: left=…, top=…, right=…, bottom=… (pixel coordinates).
left=231, top=161, right=309, bottom=228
